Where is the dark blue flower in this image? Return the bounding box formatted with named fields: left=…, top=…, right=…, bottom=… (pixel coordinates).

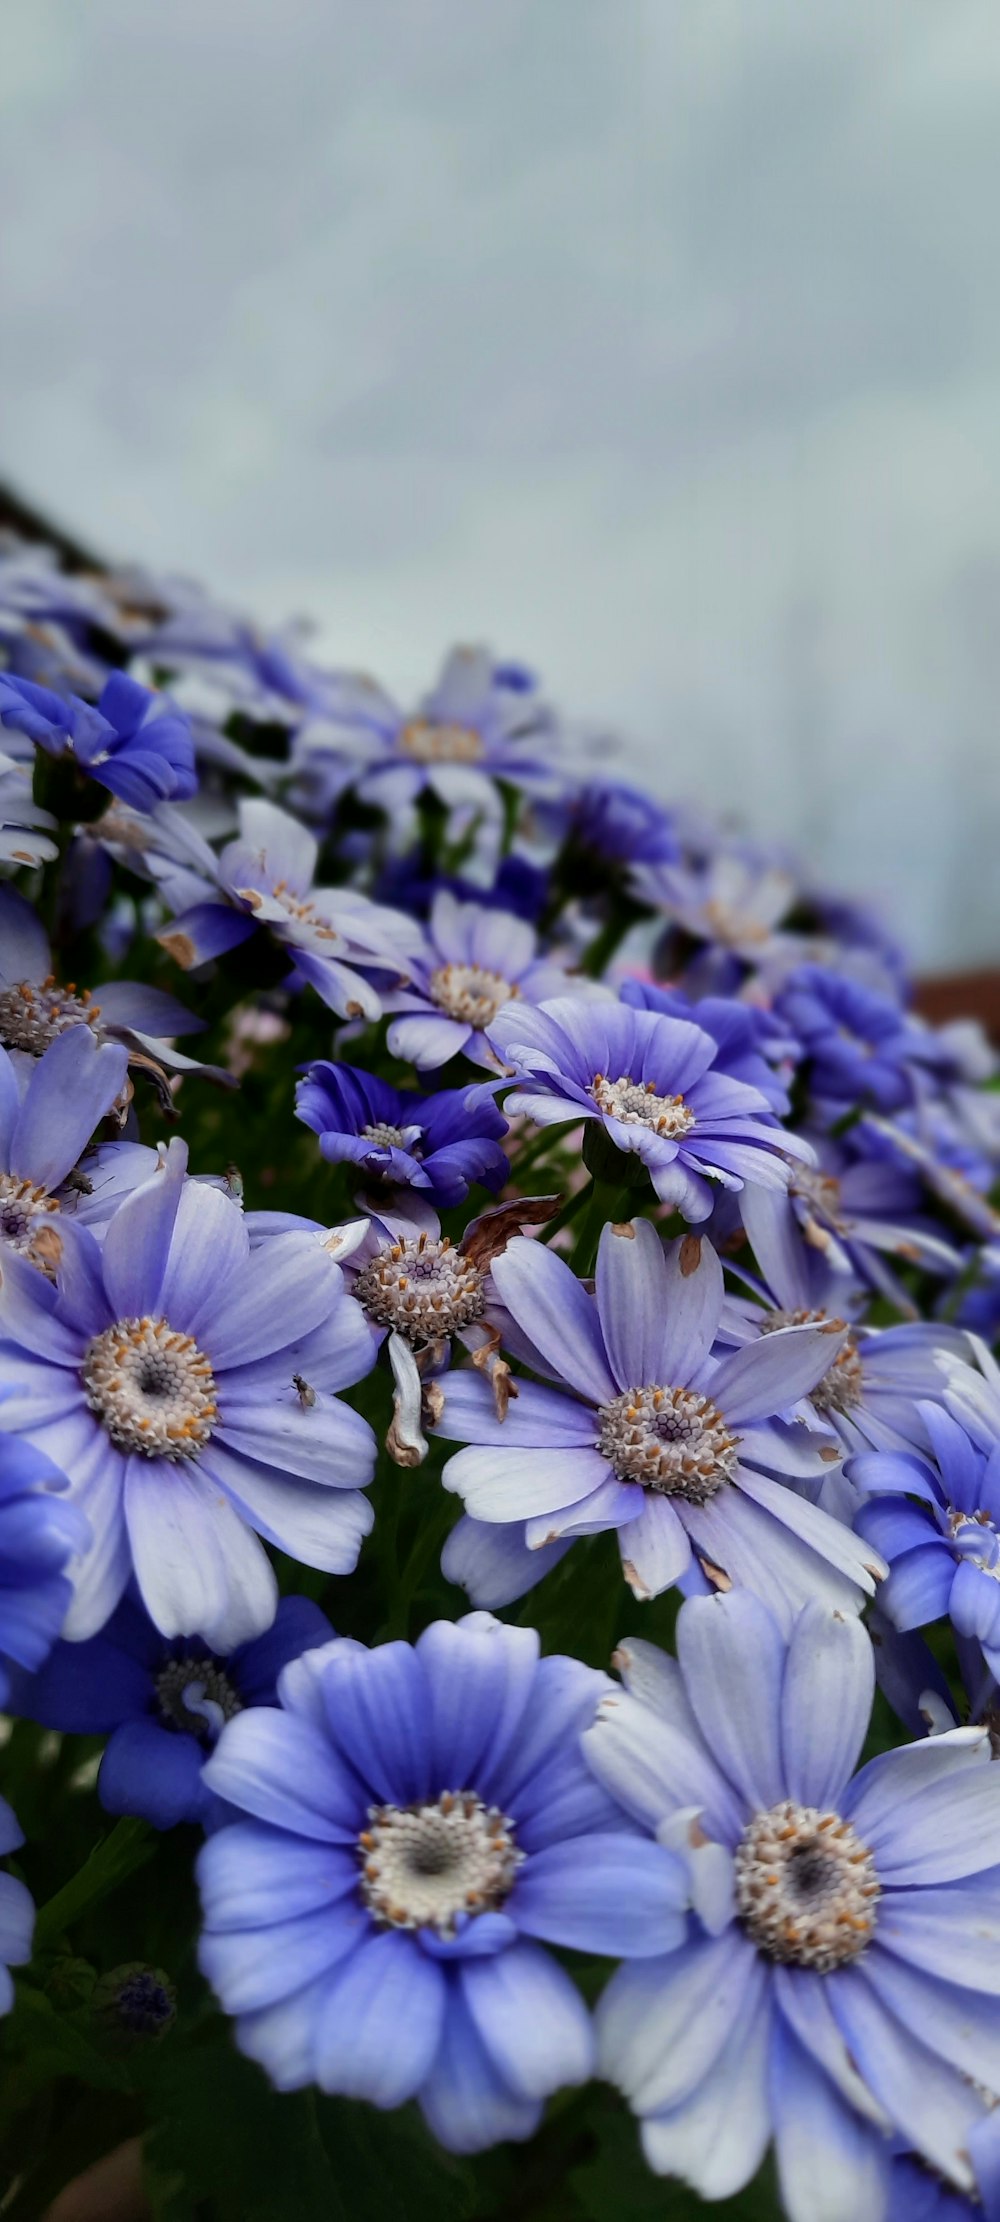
left=296, top=1065, right=509, bottom=1209
left=12, top=1591, right=333, bottom=1831
left=0, top=671, right=196, bottom=811
left=775, top=965, right=946, bottom=1115
left=562, top=779, right=681, bottom=869
left=197, top=1611, right=686, bottom=2150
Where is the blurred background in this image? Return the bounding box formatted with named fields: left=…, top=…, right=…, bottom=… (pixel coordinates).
left=2, top=0, right=998, bottom=974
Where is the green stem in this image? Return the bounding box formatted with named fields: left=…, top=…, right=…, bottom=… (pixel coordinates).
left=34, top=1820, right=154, bottom=1951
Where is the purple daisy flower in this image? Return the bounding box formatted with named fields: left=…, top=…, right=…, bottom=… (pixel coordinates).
left=0, top=1029, right=129, bottom=1274
left=381, top=891, right=603, bottom=1073
left=585, top=1593, right=1000, bottom=2216
left=156, top=797, right=422, bottom=1023
left=486, top=997, right=810, bottom=1220
left=0, top=883, right=222, bottom=1104
left=0, top=1432, right=90, bottom=1706
left=0, top=1140, right=377, bottom=1645
left=12, top=1590, right=333, bottom=1832
left=0, top=670, right=196, bottom=811
left=296, top=1063, right=509, bottom=1209
left=292, top=647, right=558, bottom=823
left=0, top=1796, right=35, bottom=2015
left=436, top=1219, right=884, bottom=1610
left=633, top=847, right=803, bottom=979
left=852, top=1376, right=1000, bottom=1684
left=784, top=1128, right=962, bottom=1316
left=197, top=1611, right=686, bottom=2152
left=729, top=1187, right=963, bottom=1460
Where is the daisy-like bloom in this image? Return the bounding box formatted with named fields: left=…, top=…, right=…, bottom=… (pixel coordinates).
left=585, top=1593, right=1000, bottom=2219
left=633, top=847, right=802, bottom=977
left=0, top=1140, right=378, bottom=1645
left=851, top=1371, right=1000, bottom=1683
left=557, top=779, right=682, bottom=872
left=0, top=1433, right=90, bottom=1706
left=728, top=1187, right=963, bottom=1460
left=291, top=646, right=558, bottom=822
left=0, top=1795, right=35, bottom=2015
left=0, top=883, right=222, bottom=1106
left=775, top=965, right=951, bottom=1116
left=13, top=1590, right=332, bottom=1832
left=0, top=1030, right=129, bottom=1273
left=155, top=797, right=423, bottom=1023
left=197, top=1611, right=687, bottom=2152
left=380, top=891, right=603, bottom=1073
left=297, top=1063, right=509, bottom=1208
left=0, top=671, right=196, bottom=811
left=486, top=998, right=810, bottom=1220
left=436, top=1219, right=884, bottom=1611
left=784, top=1127, right=962, bottom=1317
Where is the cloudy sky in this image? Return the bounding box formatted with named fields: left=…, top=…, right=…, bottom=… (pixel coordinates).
left=3, top=1, right=999, bottom=969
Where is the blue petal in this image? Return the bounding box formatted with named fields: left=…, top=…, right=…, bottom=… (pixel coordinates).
left=460, top=1942, right=592, bottom=2100
left=312, top=1931, right=445, bottom=2106
left=418, top=1983, right=541, bottom=2154
left=100, top=1719, right=207, bottom=1829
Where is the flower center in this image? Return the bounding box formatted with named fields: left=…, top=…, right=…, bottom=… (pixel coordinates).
left=0, top=976, right=101, bottom=1056
left=354, top=1234, right=485, bottom=1344
left=759, top=1308, right=862, bottom=1415
left=588, top=1072, right=696, bottom=1138
left=597, top=1385, right=739, bottom=1501
left=82, top=1316, right=218, bottom=1460
left=154, top=1656, right=242, bottom=1741
left=360, top=1120, right=411, bottom=1152
left=398, top=720, right=485, bottom=765
left=359, top=1790, right=522, bottom=1934
left=429, top=962, right=515, bottom=1031
left=735, top=1799, right=880, bottom=1970
left=0, top=1173, right=62, bottom=1270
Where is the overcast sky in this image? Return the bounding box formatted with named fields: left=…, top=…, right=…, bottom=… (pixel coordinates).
left=2, top=1, right=999, bottom=969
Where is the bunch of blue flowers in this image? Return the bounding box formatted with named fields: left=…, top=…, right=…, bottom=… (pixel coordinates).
left=0, top=527, right=997, bottom=2222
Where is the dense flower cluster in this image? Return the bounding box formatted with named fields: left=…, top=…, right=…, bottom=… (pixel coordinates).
left=0, top=526, right=998, bottom=2220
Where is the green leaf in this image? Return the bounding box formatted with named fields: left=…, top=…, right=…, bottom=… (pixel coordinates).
left=143, top=2034, right=348, bottom=2222
left=35, top=1817, right=155, bottom=1950
left=5, top=1984, right=133, bottom=2096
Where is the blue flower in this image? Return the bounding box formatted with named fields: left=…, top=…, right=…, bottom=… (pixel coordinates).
left=0, top=1140, right=377, bottom=1645
left=487, top=996, right=811, bottom=1220
left=731, top=1186, right=962, bottom=1460
left=296, top=1065, right=509, bottom=1209
left=436, top=1218, right=884, bottom=1610
left=0, top=882, right=222, bottom=1101
left=0, top=1030, right=129, bottom=1273
left=775, top=965, right=945, bottom=1115
left=784, top=1127, right=962, bottom=1314
left=196, top=1611, right=686, bottom=2151
left=291, top=646, right=559, bottom=821
left=0, top=671, right=196, bottom=811
left=558, top=780, right=681, bottom=870
left=0, top=1432, right=90, bottom=1706
left=584, top=1592, right=1000, bottom=2215
left=851, top=1372, right=1000, bottom=1684
left=156, top=798, right=423, bottom=1024
left=0, top=1795, right=35, bottom=2015
left=12, top=1591, right=333, bottom=1832
left=381, top=891, right=604, bottom=1072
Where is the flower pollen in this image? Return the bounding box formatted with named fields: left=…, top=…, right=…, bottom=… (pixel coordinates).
left=0, top=976, right=102, bottom=1056
left=598, top=1384, right=738, bottom=1502
left=82, top=1316, right=218, bottom=1460
left=429, top=962, right=515, bottom=1031
left=589, top=1072, right=696, bottom=1139
left=760, top=1308, right=863, bottom=1415
left=155, top=1656, right=242, bottom=1741
left=735, top=1798, right=880, bottom=1970
left=359, top=1790, right=522, bottom=1935
left=0, top=1172, right=62, bottom=1270
left=398, top=720, right=485, bottom=765
left=355, top=1233, right=485, bottom=1344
